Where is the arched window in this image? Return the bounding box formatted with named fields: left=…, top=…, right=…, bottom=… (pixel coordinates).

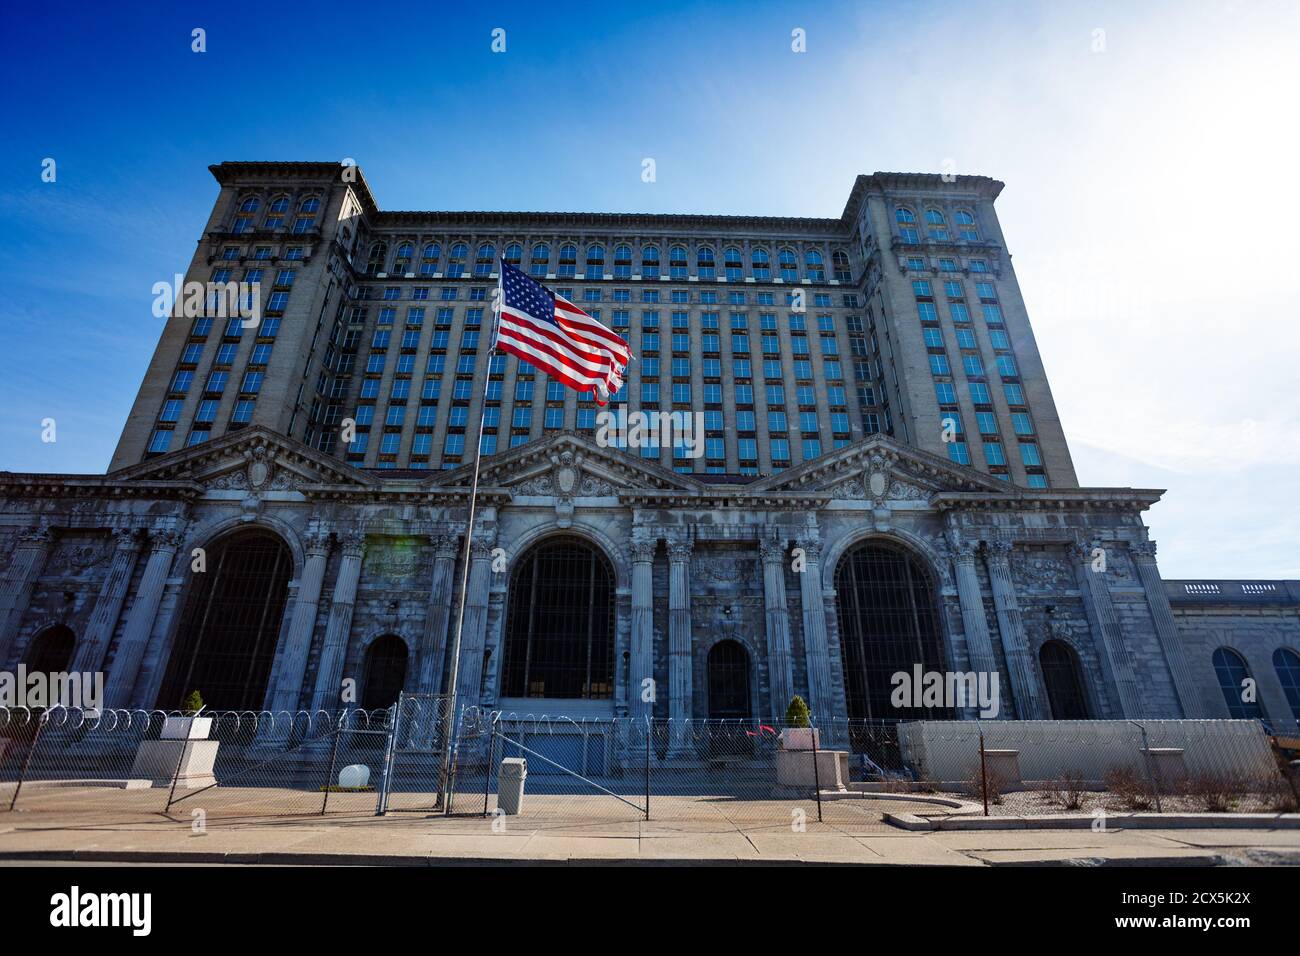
left=366, top=242, right=387, bottom=276
left=707, top=640, right=751, bottom=720
left=641, top=245, right=660, bottom=278
left=238, top=196, right=260, bottom=213
left=24, top=625, right=75, bottom=676
left=299, top=196, right=321, bottom=213
left=1039, top=640, right=1091, bottom=719
left=504, top=243, right=523, bottom=265
left=586, top=244, right=605, bottom=278
left=530, top=243, right=550, bottom=277
left=422, top=242, right=440, bottom=260
left=269, top=196, right=290, bottom=213
left=895, top=206, right=916, bottom=224
left=613, top=244, right=632, bottom=278
left=395, top=242, right=413, bottom=260
left=1272, top=648, right=1300, bottom=721
left=954, top=210, right=976, bottom=225
left=501, top=537, right=615, bottom=700
left=450, top=242, right=468, bottom=258
left=157, top=530, right=292, bottom=711
left=361, top=635, right=408, bottom=710
left=696, top=246, right=715, bottom=279
left=804, top=249, right=825, bottom=280
left=751, top=247, right=770, bottom=280
left=558, top=244, right=578, bottom=278
left=1212, top=647, right=1263, bottom=719
left=832, top=249, right=851, bottom=282
left=835, top=541, right=950, bottom=721
left=447, top=243, right=467, bottom=278
left=476, top=243, right=495, bottom=260
left=669, top=246, right=688, bottom=279
left=925, top=209, right=946, bottom=225
left=724, top=247, right=743, bottom=281
left=778, top=248, right=798, bottom=281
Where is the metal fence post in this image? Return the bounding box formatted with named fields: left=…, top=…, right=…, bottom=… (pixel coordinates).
left=1133, top=720, right=1164, bottom=813
left=376, top=698, right=401, bottom=816
left=483, top=718, right=495, bottom=817
left=321, top=723, right=342, bottom=815
left=644, top=718, right=651, bottom=821
left=978, top=726, right=989, bottom=817
left=811, top=719, right=823, bottom=823
left=8, top=712, right=48, bottom=811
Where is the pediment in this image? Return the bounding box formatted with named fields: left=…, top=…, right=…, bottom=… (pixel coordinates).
left=110, top=425, right=379, bottom=491
left=748, top=435, right=1021, bottom=503
left=433, top=431, right=703, bottom=497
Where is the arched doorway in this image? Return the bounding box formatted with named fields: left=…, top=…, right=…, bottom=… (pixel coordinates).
left=361, top=635, right=408, bottom=710
left=156, top=529, right=292, bottom=711
left=500, top=536, right=615, bottom=701
left=1039, top=640, right=1091, bottom=719
left=835, top=540, right=951, bottom=721
left=707, top=640, right=752, bottom=720
left=24, top=625, right=75, bottom=675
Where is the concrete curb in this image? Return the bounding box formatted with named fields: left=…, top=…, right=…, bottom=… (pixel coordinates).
left=885, top=811, right=1300, bottom=831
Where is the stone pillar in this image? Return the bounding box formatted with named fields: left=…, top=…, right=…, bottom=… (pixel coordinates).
left=1132, top=540, right=1200, bottom=717
left=415, top=533, right=458, bottom=696
left=452, top=536, right=494, bottom=709
left=796, top=537, right=834, bottom=719
left=266, top=530, right=331, bottom=713
left=760, top=534, right=794, bottom=720
left=951, top=540, right=1000, bottom=718
left=628, top=537, right=656, bottom=722
left=667, top=538, right=694, bottom=739
left=103, top=528, right=182, bottom=708
left=310, top=531, right=366, bottom=713
left=983, top=541, right=1045, bottom=719
left=70, top=528, right=142, bottom=674
left=1074, top=541, right=1144, bottom=718
left=0, top=524, right=55, bottom=667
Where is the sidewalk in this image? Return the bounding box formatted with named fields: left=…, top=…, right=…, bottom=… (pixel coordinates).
left=3, top=809, right=1298, bottom=865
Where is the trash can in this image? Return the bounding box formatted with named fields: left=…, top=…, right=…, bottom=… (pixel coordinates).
left=497, top=757, right=527, bottom=815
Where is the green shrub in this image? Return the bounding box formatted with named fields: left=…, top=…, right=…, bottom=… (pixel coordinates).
left=182, top=690, right=205, bottom=715
left=784, top=696, right=811, bottom=728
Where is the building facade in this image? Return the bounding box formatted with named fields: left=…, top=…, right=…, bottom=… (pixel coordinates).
left=2, top=162, right=1297, bottom=730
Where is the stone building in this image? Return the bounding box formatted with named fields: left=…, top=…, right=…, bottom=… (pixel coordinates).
left=1, top=161, right=1297, bottom=731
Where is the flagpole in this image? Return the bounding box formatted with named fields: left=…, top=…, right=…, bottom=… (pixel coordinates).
left=438, top=263, right=502, bottom=813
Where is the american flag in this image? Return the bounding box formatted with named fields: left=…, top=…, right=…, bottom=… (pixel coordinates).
left=494, top=262, right=631, bottom=405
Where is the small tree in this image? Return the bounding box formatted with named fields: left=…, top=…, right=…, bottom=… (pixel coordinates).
left=182, top=690, right=205, bottom=715
left=785, top=696, right=811, bottom=728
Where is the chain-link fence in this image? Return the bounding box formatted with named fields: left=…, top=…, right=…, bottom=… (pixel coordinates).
left=3, top=706, right=1296, bottom=825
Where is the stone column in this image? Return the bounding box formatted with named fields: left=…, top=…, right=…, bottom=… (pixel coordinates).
left=0, top=524, right=55, bottom=667
left=310, top=531, right=366, bottom=713
left=760, top=534, right=794, bottom=720
left=1073, top=541, right=1144, bottom=718
left=667, top=538, right=694, bottom=739
left=983, top=541, right=1045, bottom=719
left=103, top=528, right=182, bottom=708
left=70, top=528, right=142, bottom=674
left=628, top=537, right=656, bottom=722
left=266, top=530, right=331, bottom=713
left=796, top=537, right=834, bottom=719
left=951, top=540, right=999, bottom=718
left=415, top=533, right=458, bottom=696
left=452, top=535, right=495, bottom=708
left=1132, top=540, right=1200, bottom=717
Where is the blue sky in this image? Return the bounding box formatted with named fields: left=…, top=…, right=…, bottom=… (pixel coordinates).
left=1, top=0, right=1296, bottom=578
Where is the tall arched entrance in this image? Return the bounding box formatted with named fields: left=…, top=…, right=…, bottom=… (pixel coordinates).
left=361, top=635, right=409, bottom=710
left=24, top=625, right=75, bottom=675
left=500, top=536, right=615, bottom=701
left=156, top=529, right=292, bottom=711
left=1039, top=640, right=1091, bottom=719
left=707, top=640, right=752, bottom=720
left=835, top=540, right=952, bottom=721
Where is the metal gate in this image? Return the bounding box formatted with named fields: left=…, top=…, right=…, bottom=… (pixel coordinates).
left=376, top=693, right=455, bottom=813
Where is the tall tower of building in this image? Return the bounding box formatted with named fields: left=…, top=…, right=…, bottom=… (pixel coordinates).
left=112, top=162, right=1076, bottom=489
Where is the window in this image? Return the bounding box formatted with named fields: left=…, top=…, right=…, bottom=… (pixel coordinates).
left=895, top=207, right=916, bottom=224
left=1020, top=443, right=1041, bottom=466
left=983, top=441, right=1005, bottom=465
left=1273, top=648, right=1300, bottom=720
left=1212, top=648, right=1263, bottom=719
left=1040, top=641, right=1091, bottom=718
